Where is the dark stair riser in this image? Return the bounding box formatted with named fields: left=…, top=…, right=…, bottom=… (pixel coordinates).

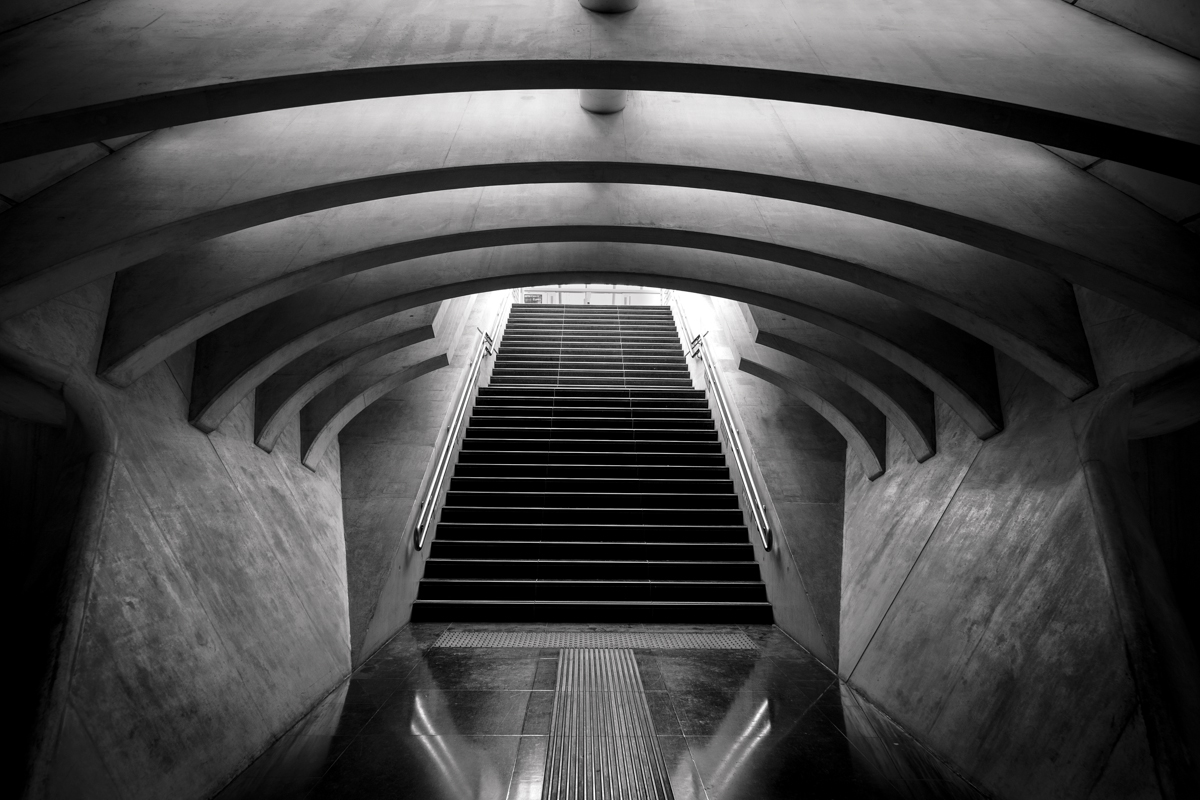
left=448, top=477, right=735, bottom=493
left=422, top=559, right=764, bottom=581
left=410, top=601, right=774, bottom=624
left=429, top=541, right=756, bottom=561
left=461, top=439, right=723, bottom=453
left=469, top=416, right=714, bottom=429
left=418, top=304, right=772, bottom=624
left=444, top=491, right=740, bottom=510
left=417, top=580, right=768, bottom=603
left=433, top=523, right=750, bottom=543
left=456, top=451, right=728, bottom=466
left=452, top=463, right=730, bottom=479
left=440, top=506, right=745, bottom=525
left=464, top=427, right=718, bottom=441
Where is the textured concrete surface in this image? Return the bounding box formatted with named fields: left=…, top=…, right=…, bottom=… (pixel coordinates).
left=839, top=355, right=1199, bottom=798
left=185, top=242, right=1004, bottom=440
left=299, top=294, right=474, bottom=468
left=739, top=355, right=887, bottom=480
left=338, top=294, right=506, bottom=665
left=254, top=303, right=445, bottom=452
left=747, top=308, right=936, bottom=462
left=3, top=281, right=352, bottom=800
left=90, top=178, right=1096, bottom=414
left=1, top=0, right=1197, bottom=178
left=4, top=91, right=1192, bottom=342
left=4, top=0, right=1197, bottom=796
left=674, top=292, right=847, bottom=668
left=1078, top=0, right=1200, bottom=58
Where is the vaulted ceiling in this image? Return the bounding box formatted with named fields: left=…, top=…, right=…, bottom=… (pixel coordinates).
left=2, top=0, right=1197, bottom=470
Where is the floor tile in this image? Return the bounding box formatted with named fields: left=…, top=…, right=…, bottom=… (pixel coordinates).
left=363, top=690, right=531, bottom=737
left=217, top=624, right=989, bottom=800
left=658, top=736, right=708, bottom=800
left=507, top=735, right=548, bottom=799
left=402, top=648, right=540, bottom=690
left=522, top=690, right=555, bottom=735
left=310, top=733, right=519, bottom=799
left=645, top=690, right=683, bottom=736
left=532, top=657, right=558, bottom=690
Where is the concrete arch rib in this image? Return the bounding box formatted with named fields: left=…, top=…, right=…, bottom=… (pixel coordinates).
left=96, top=185, right=1094, bottom=399
left=739, top=358, right=886, bottom=480
left=8, top=93, right=1198, bottom=340
left=745, top=312, right=936, bottom=462
left=265, top=294, right=476, bottom=453
left=183, top=243, right=1003, bottom=439
left=3, top=0, right=1199, bottom=175
left=301, top=354, right=450, bottom=470
left=255, top=311, right=439, bottom=453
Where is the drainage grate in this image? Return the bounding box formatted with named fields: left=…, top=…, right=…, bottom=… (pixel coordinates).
left=545, top=649, right=673, bottom=800
left=431, top=630, right=756, bottom=650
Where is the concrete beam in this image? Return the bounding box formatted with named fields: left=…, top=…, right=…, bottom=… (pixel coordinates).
left=298, top=295, right=475, bottom=467
left=749, top=320, right=936, bottom=462
left=6, top=93, right=1193, bottom=339
left=300, top=354, right=449, bottom=470
left=0, top=359, right=66, bottom=425
left=254, top=305, right=442, bottom=452
left=1130, top=359, right=1200, bottom=439
left=183, top=242, right=1003, bottom=438
left=96, top=184, right=1094, bottom=400
left=1, top=0, right=1197, bottom=176
left=740, top=357, right=887, bottom=480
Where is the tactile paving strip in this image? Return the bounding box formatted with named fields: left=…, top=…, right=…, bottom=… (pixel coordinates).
left=544, top=649, right=673, bottom=800
left=431, top=630, right=756, bottom=649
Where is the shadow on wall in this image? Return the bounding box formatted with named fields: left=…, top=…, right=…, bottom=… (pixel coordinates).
left=5, top=405, right=93, bottom=798
left=1128, top=420, right=1200, bottom=656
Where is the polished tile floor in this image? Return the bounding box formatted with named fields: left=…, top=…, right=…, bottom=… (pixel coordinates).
left=216, top=624, right=983, bottom=799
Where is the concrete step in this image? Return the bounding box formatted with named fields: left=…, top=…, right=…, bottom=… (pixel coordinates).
left=409, top=600, right=774, bottom=623
left=432, top=522, right=750, bottom=543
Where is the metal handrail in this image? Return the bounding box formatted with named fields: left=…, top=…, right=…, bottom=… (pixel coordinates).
left=672, top=300, right=773, bottom=551
left=413, top=309, right=506, bottom=550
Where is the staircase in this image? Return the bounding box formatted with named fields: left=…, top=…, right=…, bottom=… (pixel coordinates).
left=411, top=303, right=773, bottom=622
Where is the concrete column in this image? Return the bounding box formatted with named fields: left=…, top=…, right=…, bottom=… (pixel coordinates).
left=579, top=88, right=627, bottom=113
left=578, top=0, right=638, bottom=11
left=577, top=0, right=636, bottom=111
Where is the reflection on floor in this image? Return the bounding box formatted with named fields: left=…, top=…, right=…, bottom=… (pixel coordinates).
left=216, top=624, right=986, bottom=799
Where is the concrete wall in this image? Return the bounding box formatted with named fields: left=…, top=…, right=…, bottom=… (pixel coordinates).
left=4, top=280, right=351, bottom=800
left=1074, top=0, right=1200, bottom=59
left=1128, top=421, right=1200, bottom=660
left=839, top=353, right=1196, bottom=798
left=0, top=0, right=84, bottom=36
left=673, top=292, right=846, bottom=667
left=339, top=292, right=507, bottom=666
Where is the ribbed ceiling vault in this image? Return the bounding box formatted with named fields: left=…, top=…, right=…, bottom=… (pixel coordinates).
left=1, top=0, right=1197, bottom=473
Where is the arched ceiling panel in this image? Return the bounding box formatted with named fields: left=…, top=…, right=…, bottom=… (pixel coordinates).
left=182, top=243, right=1002, bottom=439
left=254, top=305, right=444, bottom=452
left=4, top=93, right=1194, bottom=336
left=739, top=357, right=886, bottom=480
left=2, top=0, right=1197, bottom=174
left=748, top=318, right=936, bottom=462
left=285, top=294, right=475, bottom=462
left=97, top=184, right=1093, bottom=399
left=301, top=353, right=450, bottom=470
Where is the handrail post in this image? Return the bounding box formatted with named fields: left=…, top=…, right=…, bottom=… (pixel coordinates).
left=670, top=296, right=773, bottom=551
left=412, top=296, right=510, bottom=550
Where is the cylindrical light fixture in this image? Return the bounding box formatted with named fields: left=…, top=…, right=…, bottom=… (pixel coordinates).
left=579, top=0, right=639, bottom=11
left=579, top=88, right=628, bottom=113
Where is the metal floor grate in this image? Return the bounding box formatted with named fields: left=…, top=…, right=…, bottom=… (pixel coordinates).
left=545, top=649, right=673, bottom=800
left=431, top=630, right=756, bottom=650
